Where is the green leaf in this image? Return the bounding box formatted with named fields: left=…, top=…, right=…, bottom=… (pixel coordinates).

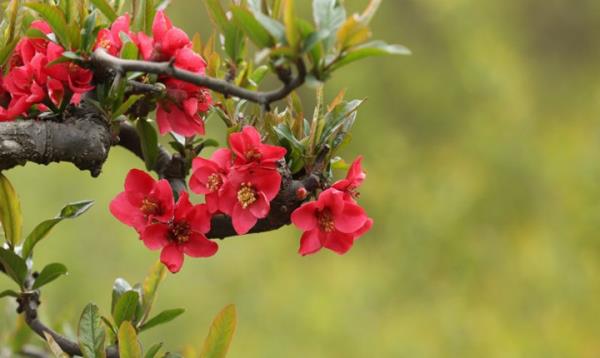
left=330, top=41, right=411, bottom=71
left=120, top=39, right=139, bottom=60
left=0, top=247, right=27, bottom=286
left=32, top=263, right=68, bottom=289
left=89, top=0, right=118, bottom=22
left=82, top=11, right=98, bottom=52
left=118, top=321, right=142, bottom=358
left=252, top=12, right=285, bottom=41
left=0, top=173, right=22, bottom=246
left=283, top=0, right=299, bottom=49
left=312, top=0, right=346, bottom=53
left=145, top=0, right=156, bottom=34
left=0, top=38, right=19, bottom=66
left=111, top=278, right=132, bottom=314
left=5, top=0, right=20, bottom=44
left=141, top=261, right=166, bottom=322
left=22, top=200, right=94, bottom=258
left=78, top=303, right=106, bottom=358
left=136, top=118, right=159, bottom=171
left=25, top=3, right=70, bottom=48
left=139, top=308, right=184, bottom=332
left=200, top=305, right=237, bottom=358
left=44, top=332, right=70, bottom=358
left=144, top=343, right=163, bottom=358
left=113, top=291, right=140, bottom=328
left=113, top=95, right=143, bottom=119
left=203, top=0, right=230, bottom=34
left=231, top=6, right=274, bottom=48
left=249, top=65, right=269, bottom=86
left=0, top=289, right=19, bottom=299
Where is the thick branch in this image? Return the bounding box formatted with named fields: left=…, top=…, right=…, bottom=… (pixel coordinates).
left=91, top=49, right=307, bottom=106
left=0, top=105, right=111, bottom=176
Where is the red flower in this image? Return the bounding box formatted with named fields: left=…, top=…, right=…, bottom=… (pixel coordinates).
left=291, top=188, right=370, bottom=256
left=229, top=126, right=287, bottom=170
left=141, top=192, right=218, bottom=273
left=109, top=169, right=174, bottom=232
left=189, top=148, right=232, bottom=213
left=219, top=168, right=282, bottom=235
left=332, top=156, right=366, bottom=200
left=138, top=10, right=191, bottom=61
left=156, top=78, right=211, bottom=136
left=10, top=20, right=51, bottom=67
left=45, top=42, right=94, bottom=94
left=94, top=14, right=136, bottom=56
left=2, top=52, right=49, bottom=119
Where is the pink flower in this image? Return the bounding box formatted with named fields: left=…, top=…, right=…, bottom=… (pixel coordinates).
left=94, top=14, right=136, bottom=56
left=229, top=126, right=287, bottom=170
left=332, top=156, right=366, bottom=200
left=189, top=149, right=232, bottom=213
left=219, top=168, right=282, bottom=235
left=138, top=10, right=191, bottom=61
left=156, top=78, right=211, bottom=136
left=291, top=188, right=370, bottom=256
left=141, top=192, right=218, bottom=273
left=45, top=42, right=94, bottom=94
left=109, top=169, right=174, bottom=232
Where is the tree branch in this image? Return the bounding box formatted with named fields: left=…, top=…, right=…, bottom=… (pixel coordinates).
left=0, top=105, right=111, bottom=176
left=91, top=49, right=307, bottom=106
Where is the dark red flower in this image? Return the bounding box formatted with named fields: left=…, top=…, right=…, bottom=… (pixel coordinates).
left=229, top=126, right=287, bottom=170
left=141, top=192, right=218, bottom=273
left=2, top=52, right=49, bottom=119
left=332, top=156, right=366, bottom=200
left=291, top=188, right=370, bottom=256
left=218, top=168, right=282, bottom=235
left=156, top=78, right=211, bottom=136
left=94, top=14, right=136, bottom=56
left=109, top=169, right=174, bottom=232
left=189, top=149, right=232, bottom=213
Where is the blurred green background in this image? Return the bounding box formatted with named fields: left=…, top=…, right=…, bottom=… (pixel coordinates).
left=4, top=0, right=600, bottom=356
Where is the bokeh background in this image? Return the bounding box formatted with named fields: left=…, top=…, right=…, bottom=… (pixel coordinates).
left=3, top=0, right=600, bottom=356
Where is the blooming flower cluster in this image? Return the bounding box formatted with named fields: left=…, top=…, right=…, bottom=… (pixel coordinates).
left=190, top=126, right=287, bottom=235
left=109, top=169, right=218, bottom=273
left=0, top=21, right=94, bottom=121
left=291, top=157, right=373, bottom=256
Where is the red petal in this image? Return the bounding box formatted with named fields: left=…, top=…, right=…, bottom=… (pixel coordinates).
left=109, top=192, right=146, bottom=231
left=150, top=179, right=175, bottom=221
left=354, top=217, right=373, bottom=238
left=291, top=202, right=318, bottom=231
left=183, top=233, right=218, bottom=257
left=298, top=230, right=322, bottom=256
left=186, top=204, right=211, bottom=234
left=141, top=223, right=169, bottom=250
left=212, top=148, right=232, bottom=170
left=124, top=169, right=155, bottom=205
left=160, top=244, right=184, bottom=273
left=322, top=231, right=355, bottom=255
left=249, top=192, right=270, bottom=219
left=156, top=105, right=173, bottom=134
left=232, top=204, right=258, bottom=235
left=334, top=201, right=367, bottom=234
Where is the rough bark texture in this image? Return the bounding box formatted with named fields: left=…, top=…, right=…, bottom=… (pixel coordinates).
left=0, top=105, right=111, bottom=176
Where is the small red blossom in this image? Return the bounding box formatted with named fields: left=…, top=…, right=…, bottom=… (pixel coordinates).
left=138, top=10, right=192, bottom=61
left=156, top=78, right=211, bottom=136
left=109, top=169, right=174, bottom=232
left=332, top=156, right=366, bottom=200
left=45, top=42, right=95, bottom=94
left=291, top=188, right=371, bottom=256
left=219, top=169, right=282, bottom=235
left=94, top=14, right=137, bottom=56
left=10, top=20, right=52, bottom=67
left=229, top=126, right=287, bottom=170
left=141, top=192, right=218, bottom=273
left=189, top=148, right=232, bottom=213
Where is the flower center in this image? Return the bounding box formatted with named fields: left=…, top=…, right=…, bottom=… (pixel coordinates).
left=245, top=149, right=262, bottom=161
left=318, top=209, right=335, bottom=232
left=98, top=38, right=112, bottom=51
left=140, top=198, right=160, bottom=216
left=168, top=221, right=191, bottom=244
left=237, top=183, right=257, bottom=209
left=207, top=173, right=223, bottom=192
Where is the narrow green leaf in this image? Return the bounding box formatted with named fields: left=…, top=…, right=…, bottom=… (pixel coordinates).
left=203, top=0, right=230, bottom=34
left=145, top=0, right=156, bottom=34
left=44, top=332, right=70, bottom=358
left=111, top=278, right=132, bottom=314
left=0, top=289, right=19, bottom=299
left=0, top=173, right=22, bottom=246
left=113, top=95, right=143, bottom=119
left=141, top=261, right=166, bottom=321
left=0, top=38, right=19, bottom=66
left=25, top=3, right=70, bottom=48
left=118, top=322, right=142, bottom=358
left=78, top=303, right=106, bottom=358
left=200, top=305, right=237, bottom=358
left=5, top=0, right=21, bottom=44
left=113, top=291, right=139, bottom=328
left=144, top=343, right=163, bottom=358
left=252, top=12, right=285, bottom=41
left=312, top=0, right=346, bottom=53
left=136, top=119, right=159, bottom=171
left=22, top=200, right=94, bottom=258
left=139, top=308, right=184, bottom=332
left=32, top=263, right=68, bottom=289
left=330, top=41, right=411, bottom=71
left=0, top=248, right=27, bottom=286
left=283, top=0, right=299, bottom=49
left=231, top=6, right=274, bottom=48
left=89, top=0, right=118, bottom=22
left=249, top=65, right=269, bottom=85
left=82, top=11, right=98, bottom=52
